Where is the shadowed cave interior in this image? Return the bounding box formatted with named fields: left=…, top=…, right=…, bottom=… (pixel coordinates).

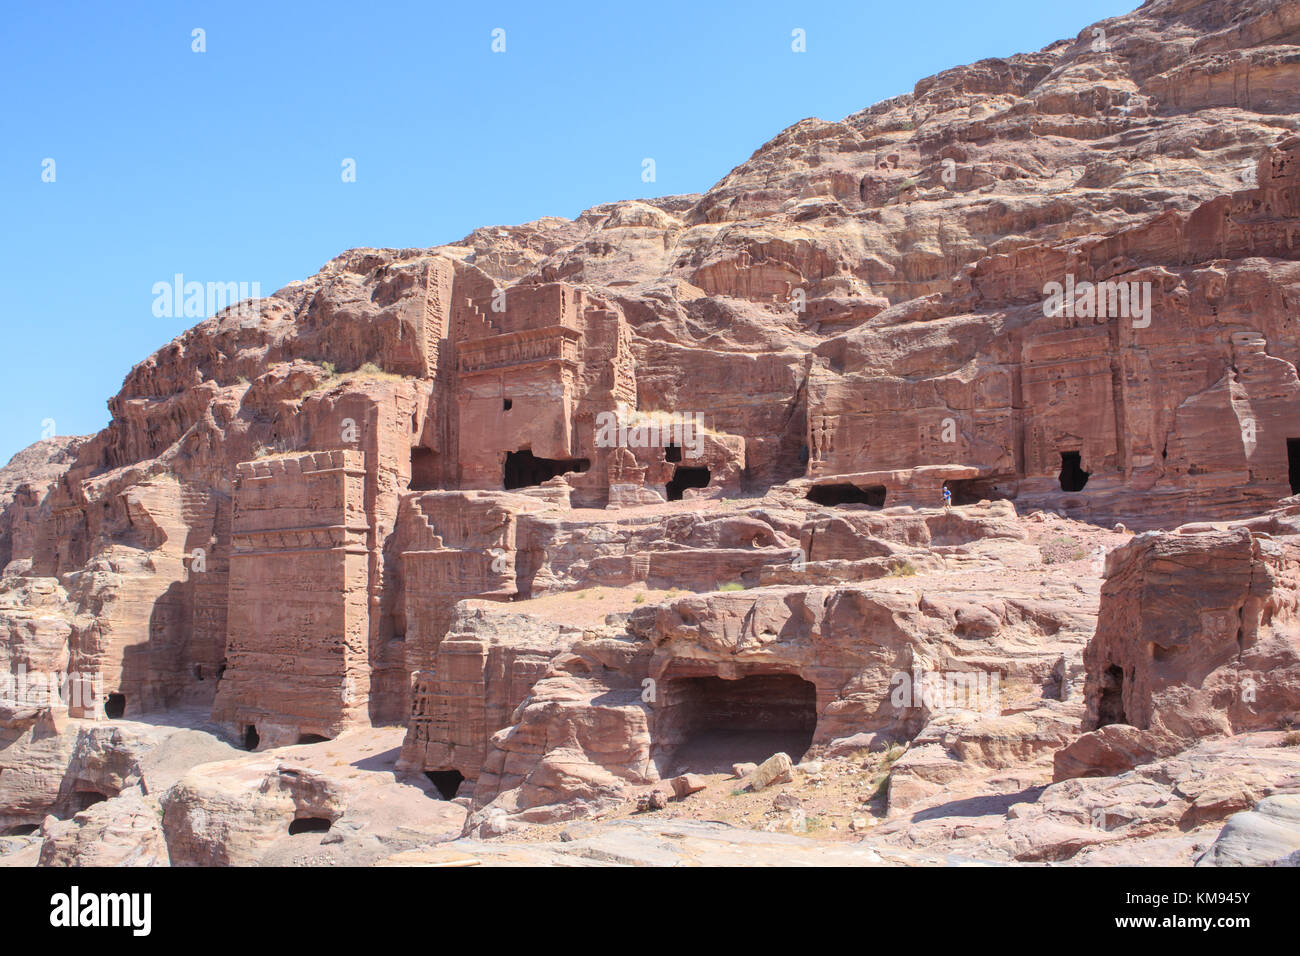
left=654, top=674, right=818, bottom=775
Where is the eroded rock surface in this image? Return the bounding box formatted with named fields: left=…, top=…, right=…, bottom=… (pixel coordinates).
left=4, top=0, right=1300, bottom=865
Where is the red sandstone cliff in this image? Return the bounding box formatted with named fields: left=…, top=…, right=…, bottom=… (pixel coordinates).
left=4, top=0, right=1300, bottom=864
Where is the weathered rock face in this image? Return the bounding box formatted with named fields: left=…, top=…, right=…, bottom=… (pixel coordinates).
left=6, top=0, right=1300, bottom=864
left=1001, top=732, right=1300, bottom=863
left=468, top=629, right=656, bottom=830
left=0, top=709, right=78, bottom=833
left=158, top=729, right=464, bottom=866
left=212, top=451, right=373, bottom=748
left=1056, top=503, right=1300, bottom=779
left=7, top=0, right=1300, bottom=740
left=0, top=713, right=238, bottom=835
left=399, top=602, right=572, bottom=782
left=0, top=438, right=84, bottom=577
left=1198, top=793, right=1300, bottom=866
left=161, top=760, right=349, bottom=866
left=439, top=504, right=1105, bottom=830
left=38, top=791, right=170, bottom=867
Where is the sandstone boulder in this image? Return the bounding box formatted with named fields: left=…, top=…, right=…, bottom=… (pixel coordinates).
left=748, top=753, right=794, bottom=791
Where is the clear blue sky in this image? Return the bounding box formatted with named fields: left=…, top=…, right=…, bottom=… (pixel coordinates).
left=0, top=0, right=1133, bottom=466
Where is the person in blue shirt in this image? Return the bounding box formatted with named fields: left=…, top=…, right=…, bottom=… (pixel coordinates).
left=942, top=486, right=952, bottom=510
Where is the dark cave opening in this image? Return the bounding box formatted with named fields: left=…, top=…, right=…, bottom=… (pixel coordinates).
left=296, top=734, right=331, bottom=745
left=1058, top=451, right=1090, bottom=493
left=243, top=725, right=260, bottom=751
left=71, top=790, right=108, bottom=813
left=424, top=770, right=465, bottom=800
left=807, top=483, right=887, bottom=507
left=943, top=478, right=1011, bottom=506
left=104, top=693, right=126, bottom=719
left=503, top=449, right=590, bottom=490
left=1288, top=438, right=1300, bottom=495
left=288, top=817, right=333, bottom=835
left=655, top=674, right=817, bottom=775
left=1097, top=664, right=1127, bottom=727
left=3, top=824, right=39, bottom=836
left=665, top=442, right=682, bottom=463
left=666, top=465, right=711, bottom=501
left=410, top=446, right=439, bottom=491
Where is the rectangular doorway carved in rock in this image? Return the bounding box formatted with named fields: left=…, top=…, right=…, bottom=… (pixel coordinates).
left=1058, top=451, right=1090, bottom=492
left=410, top=446, right=439, bottom=491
